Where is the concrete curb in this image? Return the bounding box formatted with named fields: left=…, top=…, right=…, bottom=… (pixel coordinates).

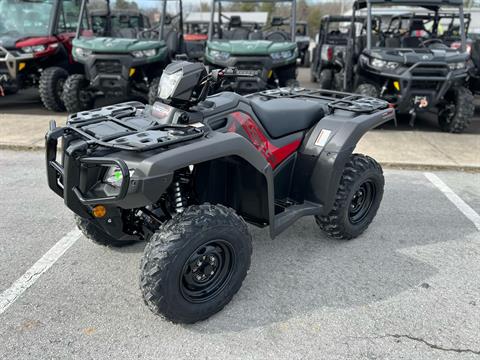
left=2, top=142, right=479, bottom=172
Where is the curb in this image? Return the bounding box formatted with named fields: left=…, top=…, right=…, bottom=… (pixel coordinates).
left=1, top=142, right=479, bottom=172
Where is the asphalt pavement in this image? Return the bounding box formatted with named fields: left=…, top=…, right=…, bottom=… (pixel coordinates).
left=0, top=149, right=479, bottom=359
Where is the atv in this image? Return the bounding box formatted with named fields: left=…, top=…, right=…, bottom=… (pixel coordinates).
left=62, top=0, right=185, bottom=113
left=346, top=0, right=474, bottom=133
left=204, top=0, right=298, bottom=94
left=46, top=60, right=395, bottom=323
left=0, top=0, right=83, bottom=111
left=310, top=15, right=370, bottom=90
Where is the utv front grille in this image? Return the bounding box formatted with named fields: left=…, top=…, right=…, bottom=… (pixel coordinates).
left=410, top=64, right=448, bottom=78
left=235, top=62, right=265, bottom=71
left=94, top=60, right=123, bottom=75
left=410, top=80, right=440, bottom=91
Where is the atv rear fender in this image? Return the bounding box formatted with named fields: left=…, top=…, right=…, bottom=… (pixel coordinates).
left=300, top=107, right=395, bottom=214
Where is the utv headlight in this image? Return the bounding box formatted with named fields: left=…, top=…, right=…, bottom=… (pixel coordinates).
left=370, top=58, right=399, bottom=70
left=104, top=167, right=134, bottom=188
left=21, top=44, right=47, bottom=53
left=158, top=70, right=183, bottom=100
left=74, top=47, right=92, bottom=58
left=209, top=49, right=230, bottom=61
left=448, top=62, right=466, bottom=70
left=132, top=49, right=158, bottom=58
left=270, top=50, right=293, bottom=60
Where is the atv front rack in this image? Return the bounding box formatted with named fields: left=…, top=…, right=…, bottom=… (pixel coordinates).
left=256, top=87, right=390, bottom=114
left=60, top=102, right=205, bottom=152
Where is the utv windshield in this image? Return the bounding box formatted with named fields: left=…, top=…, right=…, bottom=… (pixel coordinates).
left=0, top=0, right=54, bottom=37
left=77, top=0, right=181, bottom=40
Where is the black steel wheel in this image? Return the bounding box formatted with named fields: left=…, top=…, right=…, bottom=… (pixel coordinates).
left=316, top=154, right=384, bottom=240
left=140, top=204, right=252, bottom=324
left=180, top=240, right=235, bottom=303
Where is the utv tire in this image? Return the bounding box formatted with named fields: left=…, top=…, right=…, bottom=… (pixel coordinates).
left=39, top=67, right=68, bottom=112
left=75, top=215, right=136, bottom=247
left=315, top=154, right=384, bottom=240
left=334, top=70, right=344, bottom=91
left=276, top=64, right=297, bottom=87
left=318, top=69, right=333, bottom=89
left=438, top=86, right=474, bottom=133
left=355, top=83, right=379, bottom=98
left=63, top=74, right=94, bottom=113
left=140, top=204, right=252, bottom=324
left=302, top=50, right=311, bottom=67
left=148, top=77, right=161, bottom=105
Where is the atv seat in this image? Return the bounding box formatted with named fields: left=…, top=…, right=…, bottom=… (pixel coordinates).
left=250, top=98, right=326, bottom=138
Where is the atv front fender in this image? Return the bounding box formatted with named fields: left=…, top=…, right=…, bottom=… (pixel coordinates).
left=116, top=131, right=276, bottom=223
left=301, top=107, right=395, bottom=214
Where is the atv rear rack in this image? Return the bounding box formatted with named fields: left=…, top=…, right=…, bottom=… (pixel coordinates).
left=256, top=87, right=389, bottom=114
left=57, top=102, right=205, bottom=152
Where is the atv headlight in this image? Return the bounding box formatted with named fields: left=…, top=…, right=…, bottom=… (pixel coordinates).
left=158, top=70, right=183, bottom=100
left=270, top=50, right=293, bottom=60
left=74, top=47, right=92, bottom=58
left=370, top=58, right=399, bottom=70
left=209, top=49, right=230, bottom=61
left=104, top=167, right=134, bottom=188
left=448, top=62, right=466, bottom=70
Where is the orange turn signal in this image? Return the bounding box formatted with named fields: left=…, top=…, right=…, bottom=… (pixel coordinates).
left=92, top=205, right=106, bottom=218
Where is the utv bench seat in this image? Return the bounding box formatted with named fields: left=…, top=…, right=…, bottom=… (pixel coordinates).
left=250, top=98, right=326, bottom=138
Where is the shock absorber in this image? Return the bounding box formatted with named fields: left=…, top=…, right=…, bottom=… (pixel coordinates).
left=172, top=181, right=185, bottom=213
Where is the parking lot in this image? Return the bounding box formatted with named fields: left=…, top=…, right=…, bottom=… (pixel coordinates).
left=0, top=152, right=480, bottom=359
left=1, top=67, right=480, bottom=359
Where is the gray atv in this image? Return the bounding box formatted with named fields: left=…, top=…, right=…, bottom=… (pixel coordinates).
left=46, top=61, right=395, bottom=323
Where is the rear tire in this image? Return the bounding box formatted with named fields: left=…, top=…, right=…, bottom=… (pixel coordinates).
left=438, top=86, right=474, bottom=133
left=318, top=69, right=333, bottom=89
left=148, top=76, right=161, bottom=105
left=39, top=67, right=68, bottom=112
left=62, top=74, right=94, bottom=113
left=140, top=204, right=252, bottom=324
left=315, top=154, right=384, bottom=240
left=75, top=215, right=136, bottom=247
left=334, top=70, right=344, bottom=91
left=355, top=83, right=379, bottom=98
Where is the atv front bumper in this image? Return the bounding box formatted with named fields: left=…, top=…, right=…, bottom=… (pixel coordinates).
left=364, top=62, right=468, bottom=113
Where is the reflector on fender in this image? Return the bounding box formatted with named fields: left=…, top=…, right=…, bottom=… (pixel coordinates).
left=92, top=205, right=107, bottom=218
left=18, top=62, right=26, bottom=71
left=315, top=129, right=332, bottom=147
left=393, top=81, right=400, bottom=91
left=129, top=68, right=136, bottom=77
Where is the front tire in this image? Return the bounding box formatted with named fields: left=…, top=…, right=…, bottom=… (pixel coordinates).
left=315, top=154, right=384, bottom=240
left=140, top=204, right=252, bottom=324
left=438, top=86, right=474, bottom=133
left=318, top=69, right=333, bottom=89
left=355, top=83, right=379, bottom=98
left=148, top=76, right=161, bottom=105
left=62, top=74, right=94, bottom=113
left=276, top=64, right=297, bottom=87
left=75, top=215, right=136, bottom=247
left=39, top=67, right=68, bottom=112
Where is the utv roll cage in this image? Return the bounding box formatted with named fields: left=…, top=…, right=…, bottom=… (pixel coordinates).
left=75, top=0, right=184, bottom=40
left=353, top=0, right=467, bottom=51
left=207, top=0, right=297, bottom=41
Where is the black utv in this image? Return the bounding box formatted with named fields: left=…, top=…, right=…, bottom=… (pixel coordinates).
left=345, top=0, right=474, bottom=133
left=62, top=0, right=185, bottom=113
left=0, top=0, right=83, bottom=111
left=46, top=61, right=395, bottom=323
left=295, top=21, right=311, bottom=67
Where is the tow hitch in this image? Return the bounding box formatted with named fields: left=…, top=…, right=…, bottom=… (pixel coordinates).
left=414, top=96, right=429, bottom=109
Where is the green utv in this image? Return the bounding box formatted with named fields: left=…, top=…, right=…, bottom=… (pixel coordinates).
left=63, top=0, right=185, bottom=113
left=205, top=0, right=298, bottom=94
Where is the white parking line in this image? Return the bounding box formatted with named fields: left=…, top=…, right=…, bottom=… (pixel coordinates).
left=0, top=229, right=81, bottom=315
left=425, top=172, right=480, bottom=231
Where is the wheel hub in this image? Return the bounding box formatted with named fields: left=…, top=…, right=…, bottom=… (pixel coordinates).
left=180, top=240, right=235, bottom=303
left=348, top=180, right=376, bottom=225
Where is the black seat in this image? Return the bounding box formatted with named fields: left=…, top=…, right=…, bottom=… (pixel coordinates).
left=250, top=98, right=326, bottom=138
